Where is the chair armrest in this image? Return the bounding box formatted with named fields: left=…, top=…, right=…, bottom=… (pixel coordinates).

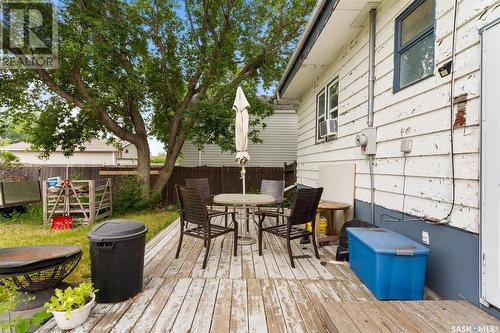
left=255, top=210, right=289, bottom=218
left=208, top=209, right=234, bottom=218
left=284, top=183, right=297, bottom=193
left=274, top=198, right=286, bottom=204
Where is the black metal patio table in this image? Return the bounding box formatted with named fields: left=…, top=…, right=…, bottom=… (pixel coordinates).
left=0, top=245, right=82, bottom=292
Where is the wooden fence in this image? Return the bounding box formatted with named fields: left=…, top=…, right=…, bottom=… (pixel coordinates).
left=0, top=162, right=297, bottom=205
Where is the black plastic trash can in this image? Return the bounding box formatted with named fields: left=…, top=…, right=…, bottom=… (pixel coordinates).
left=88, top=219, right=148, bottom=303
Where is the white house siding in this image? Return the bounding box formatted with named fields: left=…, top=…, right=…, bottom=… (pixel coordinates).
left=11, top=151, right=116, bottom=165
left=295, top=0, right=500, bottom=234
left=182, top=110, right=298, bottom=167
left=117, top=143, right=139, bottom=165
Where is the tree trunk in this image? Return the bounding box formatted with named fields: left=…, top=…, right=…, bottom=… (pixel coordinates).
left=135, top=139, right=151, bottom=198
left=153, top=158, right=174, bottom=194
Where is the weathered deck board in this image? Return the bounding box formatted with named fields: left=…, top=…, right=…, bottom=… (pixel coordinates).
left=37, top=216, right=500, bottom=332
left=247, top=279, right=268, bottom=333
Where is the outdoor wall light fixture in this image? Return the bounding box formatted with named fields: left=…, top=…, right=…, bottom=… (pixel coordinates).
left=438, top=61, right=453, bottom=78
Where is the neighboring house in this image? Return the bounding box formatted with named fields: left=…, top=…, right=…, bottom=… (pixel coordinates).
left=277, top=0, right=500, bottom=317
left=2, top=139, right=138, bottom=165
left=181, top=105, right=297, bottom=167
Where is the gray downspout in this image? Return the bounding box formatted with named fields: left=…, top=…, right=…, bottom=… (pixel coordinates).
left=368, top=8, right=376, bottom=225
left=367, top=8, right=376, bottom=127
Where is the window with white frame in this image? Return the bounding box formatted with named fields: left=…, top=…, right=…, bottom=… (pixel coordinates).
left=316, top=77, right=339, bottom=142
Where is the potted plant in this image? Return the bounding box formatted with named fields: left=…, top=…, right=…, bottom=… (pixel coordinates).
left=44, top=283, right=97, bottom=330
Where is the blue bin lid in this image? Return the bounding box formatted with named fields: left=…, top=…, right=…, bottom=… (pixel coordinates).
left=346, top=228, right=429, bottom=255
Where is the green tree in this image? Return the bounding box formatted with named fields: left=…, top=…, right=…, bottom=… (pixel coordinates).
left=0, top=0, right=313, bottom=196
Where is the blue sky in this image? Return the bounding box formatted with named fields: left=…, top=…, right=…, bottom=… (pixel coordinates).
left=149, top=138, right=165, bottom=155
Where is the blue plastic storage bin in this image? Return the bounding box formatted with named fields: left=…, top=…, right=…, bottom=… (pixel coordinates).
left=347, top=227, right=429, bottom=300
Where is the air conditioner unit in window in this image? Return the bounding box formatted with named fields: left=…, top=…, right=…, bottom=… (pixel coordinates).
left=319, top=118, right=338, bottom=138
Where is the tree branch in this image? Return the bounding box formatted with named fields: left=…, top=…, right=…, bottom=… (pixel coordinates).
left=70, top=68, right=141, bottom=144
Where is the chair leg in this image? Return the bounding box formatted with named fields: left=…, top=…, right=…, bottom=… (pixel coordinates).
left=224, top=205, right=228, bottom=227
left=311, top=232, right=320, bottom=260
left=258, top=218, right=263, bottom=256
left=287, top=238, right=295, bottom=268
left=202, top=237, right=211, bottom=269
left=246, top=208, right=250, bottom=232
left=233, top=222, right=238, bottom=257
left=175, top=232, right=183, bottom=259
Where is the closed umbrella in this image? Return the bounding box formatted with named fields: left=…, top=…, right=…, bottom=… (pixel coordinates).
left=233, top=86, right=253, bottom=244
left=233, top=86, right=250, bottom=194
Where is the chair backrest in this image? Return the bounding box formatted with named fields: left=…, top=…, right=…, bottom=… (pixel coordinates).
left=289, top=187, right=323, bottom=225
left=260, top=180, right=285, bottom=202
left=175, top=185, right=209, bottom=226
left=185, top=178, right=212, bottom=203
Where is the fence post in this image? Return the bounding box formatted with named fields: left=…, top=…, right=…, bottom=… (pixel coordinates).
left=89, top=180, right=95, bottom=224
left=42, top=181, right=48, bottom=224
left=109, top=178, right=113, bottom=217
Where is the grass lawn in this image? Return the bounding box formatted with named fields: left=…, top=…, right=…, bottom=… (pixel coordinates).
left=0, top=206, right=178, bottom=283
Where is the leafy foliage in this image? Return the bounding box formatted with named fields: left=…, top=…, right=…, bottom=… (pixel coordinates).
left=113, top=177, right=162, bottom=213
left=0, top=152, right=19, bottom=167
left=150, top=154, right=166, bottom=164
left=44, top=282, right=96, bottom=319
left=0, top=280, right=51, bottom=333
left=0, top=205, right=43, bottom=224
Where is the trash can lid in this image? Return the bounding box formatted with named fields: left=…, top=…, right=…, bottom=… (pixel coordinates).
left=88, top=219, right=148, bottom=242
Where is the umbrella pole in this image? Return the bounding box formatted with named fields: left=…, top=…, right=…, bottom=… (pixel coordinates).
left=238, top=165, right=255, bottom=244
left=241, top=165, right=247, bottom=238
left=241, top=165, right=246, bottom=195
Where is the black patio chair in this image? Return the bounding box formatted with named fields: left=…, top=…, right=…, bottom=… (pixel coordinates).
left=256, top=187, right=323, bottom=268
left=260, top=179, right=286, bottom=225
left=186, top=178, right=229, bottom=226
left=175, top=185, right=238, bottom=269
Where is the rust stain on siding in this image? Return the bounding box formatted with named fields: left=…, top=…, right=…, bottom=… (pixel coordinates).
left=453, top=93, right=468, bottom=128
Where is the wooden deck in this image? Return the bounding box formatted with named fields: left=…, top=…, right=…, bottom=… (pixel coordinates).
left=37, top=213, right=500, bottom=333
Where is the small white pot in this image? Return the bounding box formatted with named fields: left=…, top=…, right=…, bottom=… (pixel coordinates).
left=52, top=293, right=95, bottom=330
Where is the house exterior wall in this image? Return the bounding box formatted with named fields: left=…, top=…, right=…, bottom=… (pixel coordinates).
left=291, top=0, right=500, bottom=315
left=9, top=151, right=116, bottom=165
left=117, top=143, right=138, bottom=165
left=181, top=110, right=298, bottom=167
left=295, top=0, right=500, bottom=234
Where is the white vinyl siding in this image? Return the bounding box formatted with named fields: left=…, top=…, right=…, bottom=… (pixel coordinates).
left=295, top=0, right=498, bottom=233
left=182, top=110, right=298, bottom=167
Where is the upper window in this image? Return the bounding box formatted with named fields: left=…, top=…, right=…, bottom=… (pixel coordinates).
left=316, top=78, right=339, bottom=143
left=394, top=0, right=435, bottom=92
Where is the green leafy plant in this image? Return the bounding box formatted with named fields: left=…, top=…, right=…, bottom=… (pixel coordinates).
left=0, top=152, right=19, bottom=168
left=44, top=283, right=97, bottom=320
left=68, top=171, right=82, bottom=181
left=0, top=280, right=51, bottom=333
left=113, top=177, right=162, bottom=213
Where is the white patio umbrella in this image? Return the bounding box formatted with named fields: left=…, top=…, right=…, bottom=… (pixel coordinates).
left=233, top=86, right=250, bottom=195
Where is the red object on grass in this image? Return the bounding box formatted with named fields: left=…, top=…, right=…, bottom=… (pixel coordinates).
left=51, top=216, right=73, bottom=230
